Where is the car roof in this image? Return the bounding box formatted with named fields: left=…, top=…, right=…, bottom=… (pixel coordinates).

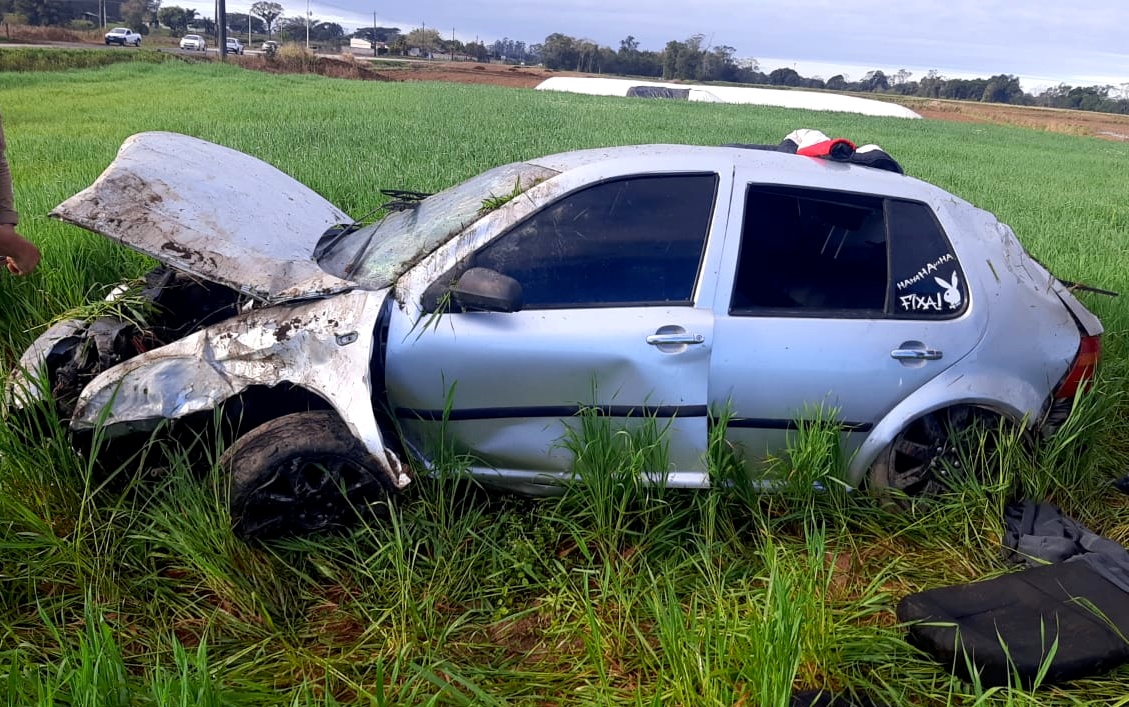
left=526, top=143, right=937, bottom=199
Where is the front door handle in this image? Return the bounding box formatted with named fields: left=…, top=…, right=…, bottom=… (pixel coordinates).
left=647, top=333, right=705, bottom=346
left=891, top=347, right=943, bottom=361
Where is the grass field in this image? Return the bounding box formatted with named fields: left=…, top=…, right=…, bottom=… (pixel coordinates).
left=2, top=61, right=1129, bottom=705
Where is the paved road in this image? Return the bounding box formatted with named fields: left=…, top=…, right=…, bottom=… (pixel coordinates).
left=8, top=39, right=267, bottom=56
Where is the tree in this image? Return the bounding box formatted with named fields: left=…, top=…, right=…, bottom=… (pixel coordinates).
left=120, top=0, right=150, bottom=29
left=406, top=27, right=442, bottom=55
left=699, top=44, right=736, bottom=82
left=157, top=5, right=196, bottom=35
left=917, top=69, right=944, bottom=98
left=860, top=70, right=889, bottom=91
left=661, top=39, right=682, bottom=79
left=673, top=34, right=703, bottom=80
left=309, top=20, right=342, bottom=43
left=250, top=1, right=282, bottom=38
left=768, top=67, right=803, bottom=86
left=277, top=15, right=307, bottom=40
left=13, top=0, right=70, bottom=25
left=228, top=13, right=264, bottom=34
left=539, top=33, right=578, bottom=70
left=463, top=40, right=488, bottom=62
left=355, top=26, right=400, bottom=43
left=981, top=74, right=1023, bottom=104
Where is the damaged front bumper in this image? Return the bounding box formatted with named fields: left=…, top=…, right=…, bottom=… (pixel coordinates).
left=9, top=287, right=409, bottom=491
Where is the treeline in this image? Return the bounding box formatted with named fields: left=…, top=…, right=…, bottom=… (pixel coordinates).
left=531, top=32, right=1129, bottom=116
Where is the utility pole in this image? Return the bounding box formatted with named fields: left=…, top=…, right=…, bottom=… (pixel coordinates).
left=305, top=0, right=310, bottom=50
left=450, top=27, right=454, bottom=61
left=218, top=0, right=227, bottom=62
left=372, top=10, right=377, bottom=57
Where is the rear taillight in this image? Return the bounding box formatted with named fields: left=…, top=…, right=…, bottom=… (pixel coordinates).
left=1054, top=334, right=1101, bottom=400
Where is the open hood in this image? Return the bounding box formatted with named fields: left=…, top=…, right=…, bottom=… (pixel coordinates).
left=51, top=132, right=356, bottom=303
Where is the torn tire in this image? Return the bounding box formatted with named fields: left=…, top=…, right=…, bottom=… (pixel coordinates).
left=223, top=410, right=392, bottom=540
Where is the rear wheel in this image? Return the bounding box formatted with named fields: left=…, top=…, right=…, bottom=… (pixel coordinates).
left=223, top=411, right=393, bottom=540
left=869, top=405, right=1004, bottom=499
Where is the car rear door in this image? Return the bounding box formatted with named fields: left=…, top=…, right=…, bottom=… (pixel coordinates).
left=385, top=168, right=732, bottom=491
left=708, top=171, right=987, bottom=475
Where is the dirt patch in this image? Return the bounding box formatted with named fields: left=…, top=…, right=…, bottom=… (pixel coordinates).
left=236, top=54, right=397, bottom=81
left=903, top=99, right=1129, bottom=141
left=382, top=61, right=556, bottom=89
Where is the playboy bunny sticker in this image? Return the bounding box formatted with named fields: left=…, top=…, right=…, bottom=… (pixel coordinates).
left=897, top=271, right=963, bottom=312
left=934, top=272, right=962, bottom=310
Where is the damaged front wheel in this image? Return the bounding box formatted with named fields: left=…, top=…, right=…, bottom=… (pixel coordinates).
left=223, top=411, right=393, bottom=540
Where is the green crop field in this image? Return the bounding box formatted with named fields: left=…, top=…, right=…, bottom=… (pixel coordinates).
left=2, top=61, right=1129, bottom=705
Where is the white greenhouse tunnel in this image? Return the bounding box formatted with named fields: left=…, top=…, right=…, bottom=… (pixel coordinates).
left=535, top=76, right=922, bottom=119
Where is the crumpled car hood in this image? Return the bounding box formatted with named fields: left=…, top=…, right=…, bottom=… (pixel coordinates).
left=51, top=132, right=357, bottom=303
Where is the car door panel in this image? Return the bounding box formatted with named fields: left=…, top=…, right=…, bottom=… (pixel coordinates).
left=385, top=168, right=733, bottom=490
left=710, top=174, right=987, bottom=475
left=386, top=305, right=714, bottom=482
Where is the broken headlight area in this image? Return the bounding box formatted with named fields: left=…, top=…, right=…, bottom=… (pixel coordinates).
left=24, top=267, right=247, bottom=420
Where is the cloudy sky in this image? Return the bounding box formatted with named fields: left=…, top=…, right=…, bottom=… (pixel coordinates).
left=194, top=0, right=1129, bottom=93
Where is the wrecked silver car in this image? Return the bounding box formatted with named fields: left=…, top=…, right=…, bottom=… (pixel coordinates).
left=6, top=131, right=1102, bottom=538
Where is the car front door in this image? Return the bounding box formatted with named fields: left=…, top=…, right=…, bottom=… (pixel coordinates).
left=385, top=171, right=729, bottom=491
left=709, top=176, right=986, bottom=478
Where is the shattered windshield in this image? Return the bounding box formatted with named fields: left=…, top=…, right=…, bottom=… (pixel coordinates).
left=315, top=162, right=558, bottom=289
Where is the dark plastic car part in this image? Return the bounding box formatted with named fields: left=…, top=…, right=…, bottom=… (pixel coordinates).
left=451, top=267, right=523, bottom=312
left=897, top=560, right=1129, bottom=687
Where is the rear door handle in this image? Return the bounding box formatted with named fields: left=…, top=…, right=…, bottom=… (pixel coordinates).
left=647, top=333, right=705, bottom=346
left=891, top=348, right=943, bottom=361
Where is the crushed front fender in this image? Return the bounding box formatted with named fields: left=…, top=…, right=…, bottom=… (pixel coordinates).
left=71, top=288, right=410, bottom=490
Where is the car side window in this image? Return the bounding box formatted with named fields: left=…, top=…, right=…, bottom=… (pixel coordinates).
left=887, top=199, right=967, bottom=319
left=730, top=185, right=888, bottom=315
left=468, top=173, right=717, bottom=309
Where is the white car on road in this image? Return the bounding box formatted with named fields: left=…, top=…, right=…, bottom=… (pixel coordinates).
left=104, top=27, right=141, bottom=46
left=179, top=34, right=206, bottom=51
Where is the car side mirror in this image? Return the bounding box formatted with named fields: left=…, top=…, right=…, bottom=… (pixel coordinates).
left=451, top=267, right=523, bottom=313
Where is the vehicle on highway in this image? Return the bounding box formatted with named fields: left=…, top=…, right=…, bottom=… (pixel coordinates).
left=6, top=131, right=1102, bottom=539
left=179, top=34, right=206, bottom=51
left=225, top=37, right=244, bottom=54
left=261, top=40, right=280, bottom=54
left=104, top=27, right=142, bottom=46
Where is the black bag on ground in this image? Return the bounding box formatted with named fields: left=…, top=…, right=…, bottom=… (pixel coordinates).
left=897, top=559, right=1129, bottom=687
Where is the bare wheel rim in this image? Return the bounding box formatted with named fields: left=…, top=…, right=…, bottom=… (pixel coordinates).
left=884, top=406, right=996, bottom=496
left=238, top=453, right=382, bottom=535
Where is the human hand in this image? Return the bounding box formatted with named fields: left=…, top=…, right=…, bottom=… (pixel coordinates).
left=0, top=223, right=40, bottom=275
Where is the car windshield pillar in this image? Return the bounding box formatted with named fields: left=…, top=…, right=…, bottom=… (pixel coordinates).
left=314, top=162, right=557, bottom=290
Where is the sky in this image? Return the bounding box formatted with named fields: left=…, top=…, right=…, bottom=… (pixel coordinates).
left=184, top=0, right=1129, bottom=95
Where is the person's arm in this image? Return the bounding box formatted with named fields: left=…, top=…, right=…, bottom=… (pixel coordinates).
left=0, top=115, right=39, bottom=275
left=0, top=224, right=40, bottom=275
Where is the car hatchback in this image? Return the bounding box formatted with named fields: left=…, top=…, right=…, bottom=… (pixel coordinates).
left=7, top=131, right=1102, bottom=539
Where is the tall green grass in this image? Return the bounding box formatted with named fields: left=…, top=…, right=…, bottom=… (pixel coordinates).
left=3, top=62, right=1129, bottom=705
